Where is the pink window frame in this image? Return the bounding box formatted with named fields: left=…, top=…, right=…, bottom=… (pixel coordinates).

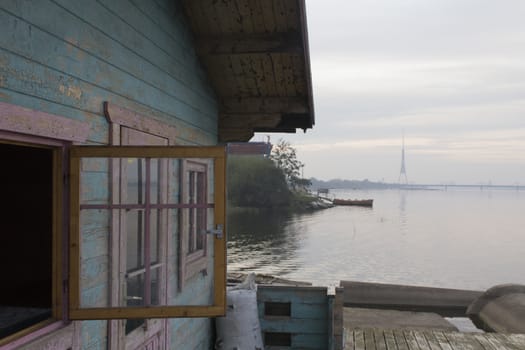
left=179, top=160, right=210, bottom=286
left=104, top=101, right=176, bottom=348
left=0, top=101, right=89, bottom=349
left=103, top=101, right=213, bottom=290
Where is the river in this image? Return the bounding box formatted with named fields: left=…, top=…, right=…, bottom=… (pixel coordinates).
left=227, top=187, right=525, bottom=290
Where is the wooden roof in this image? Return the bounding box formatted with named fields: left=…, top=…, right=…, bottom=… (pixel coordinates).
left=183, top=0, right=315, bottom=142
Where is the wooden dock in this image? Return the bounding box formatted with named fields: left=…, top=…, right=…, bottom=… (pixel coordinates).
left=344, top=328, right=525, bottom=350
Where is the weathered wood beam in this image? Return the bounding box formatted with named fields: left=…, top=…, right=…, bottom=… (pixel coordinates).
left=277, top=113, right=312, bottom=129
left=218, top=112, right=284, bottom=142
left=218, top=128, right=254, bottom=143
left=341, top=281, right=483, bottom=317
left=0, top=101, right=90, bottom=142
left=253, top=127, right=297, bottom=133
left=104, top=102, right=177, bottom=143
left=218, top=111, right=309, bottom=142
left=196, top=33, right=302, bottom=55
left=219, top=113, right=282, bottom=129
left=221, top=97, right=308, bottom=114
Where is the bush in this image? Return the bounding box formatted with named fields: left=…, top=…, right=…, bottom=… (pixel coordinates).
left=228, top=156, right=291, bottom=208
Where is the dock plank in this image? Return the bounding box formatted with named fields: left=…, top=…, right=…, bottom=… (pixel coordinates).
left=404, top=331, right=421, bottom=350
left=507, top=334, right=525, bottom=348
left=413, top=331, right=431, bottom=350
left=433, top=331, right=453, bottom=350
left=344, top=329, right=523, bottom=350
left=472, top=334, right=498, bottom=350
left=489, top=333, right=522, bottom=350
left=354, top=329, right=365, bottom=350
left=383, top=330, right=398, bottom=350
left=364, top=329, right=376, bottom=350
left=393, top=330, right=410, bottom=350
left=422, top=331, right=444, bottom=350
left=345, top=327, right=355, bottom=350
left=445, top=331, right=484, bottom=350
left=373, top=329, right=388, bottom=350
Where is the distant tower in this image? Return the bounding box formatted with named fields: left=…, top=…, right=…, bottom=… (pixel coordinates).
left=399, top=134, right=408, bottom=185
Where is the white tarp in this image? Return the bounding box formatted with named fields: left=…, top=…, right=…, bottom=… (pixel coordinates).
left=215, top=274, right=263, bottom=349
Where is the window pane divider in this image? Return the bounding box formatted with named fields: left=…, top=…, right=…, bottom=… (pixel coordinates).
left=144, top=158, right=151, bottom=306
left=70, top=306, right=226, bottom=320
left=79, top=203, right=214, bottom=210
left=70, top=145, right=226, bottom=158
left=126, top=263, right=163, bottom=279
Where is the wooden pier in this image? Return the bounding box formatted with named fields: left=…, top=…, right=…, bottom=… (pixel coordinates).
left=235, top=277, right=525, bottom=350
left=344, top=328, right=525, bottom=350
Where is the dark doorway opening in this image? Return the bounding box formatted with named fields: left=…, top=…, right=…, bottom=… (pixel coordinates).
left=0, top=143, right=53, bottom=337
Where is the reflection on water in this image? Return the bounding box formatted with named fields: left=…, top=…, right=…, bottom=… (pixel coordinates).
left=399, top=190, right=408, bottom=236
left=227, top=188, right=525, bottom=290
left=227, top=209, right=303, bottom=276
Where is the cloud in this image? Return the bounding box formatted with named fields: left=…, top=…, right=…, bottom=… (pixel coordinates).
left=296, top=137, right=433, bottom=152
left=263, top=0, right=525, bottom=184
left=312, top=57, right=525, bottom=106
left=307, top=0, right=525, bottom=60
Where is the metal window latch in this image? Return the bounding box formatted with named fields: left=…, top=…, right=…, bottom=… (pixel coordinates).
left=203, top=224, right=224, bottom=239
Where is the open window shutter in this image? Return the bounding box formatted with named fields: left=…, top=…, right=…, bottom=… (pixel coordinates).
left=69, top=146, right=226, bottom=319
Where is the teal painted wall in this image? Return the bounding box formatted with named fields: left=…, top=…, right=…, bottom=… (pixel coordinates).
left=1, top=0, right=219, bottom=349
left=0, top=0, right=218, bottom=146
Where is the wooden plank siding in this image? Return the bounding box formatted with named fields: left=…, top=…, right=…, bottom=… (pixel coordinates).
left=0, top=0, right=218, bottom=145
left=1, top=0, right=315, bottom=348
left=344, top=329, right=525, bottom=350
left=1, top=0, right=222, bottom=348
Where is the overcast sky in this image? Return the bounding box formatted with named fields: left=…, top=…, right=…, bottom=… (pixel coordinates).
left=256, top=0, right=525, bottom=185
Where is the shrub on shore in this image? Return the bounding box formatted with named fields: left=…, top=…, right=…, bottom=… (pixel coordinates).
left=228, top=155, right=291, bottom=208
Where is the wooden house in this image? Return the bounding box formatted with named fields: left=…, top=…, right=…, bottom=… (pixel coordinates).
left=0, top=0, right=314, bottom=349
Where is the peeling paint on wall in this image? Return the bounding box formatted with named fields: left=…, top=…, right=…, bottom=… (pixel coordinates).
left=59, top=83, right=82, bottom=100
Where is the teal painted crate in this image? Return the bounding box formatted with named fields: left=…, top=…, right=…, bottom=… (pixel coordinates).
left=257, top=286, right=343, bottom=350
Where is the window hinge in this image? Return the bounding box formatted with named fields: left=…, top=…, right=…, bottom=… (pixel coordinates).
left=202, top=224, right=223, bottom=239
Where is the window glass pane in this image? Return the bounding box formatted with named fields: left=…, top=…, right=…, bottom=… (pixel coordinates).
left=197, top=172, right=205, bottom=203
left=126, top=274, right=144, bottom=307
left=125, top=158, right=145, bottom=204
left=183, top=166, right=208, bottom=254
left=151, top=268, right=160, bottom=306
left=189, top=171, right=195, bottom=203
left=126, top=209, right=144, bottom=271
left=125, top=319, right=144, bottom=335
left=181, top=208, right=207, bottom=258
left=150, top=158, right=159, bottom=204
left=168, top=159, right=181, bottom=203
left=150, top=209, right=159, bottom=264
left=188, top=206, right=195, bottom=253
left=73, top=152, right=223, bottom=316
left=196, top=207, right=205, bottom=250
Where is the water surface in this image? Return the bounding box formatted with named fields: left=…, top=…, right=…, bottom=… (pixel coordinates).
left=227, top=188, right=525, bottom=290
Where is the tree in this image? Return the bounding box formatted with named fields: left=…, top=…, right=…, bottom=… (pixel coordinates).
left=270, top=139, right=304, bottom=191
left=227, top=155, right=291, bottom=208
